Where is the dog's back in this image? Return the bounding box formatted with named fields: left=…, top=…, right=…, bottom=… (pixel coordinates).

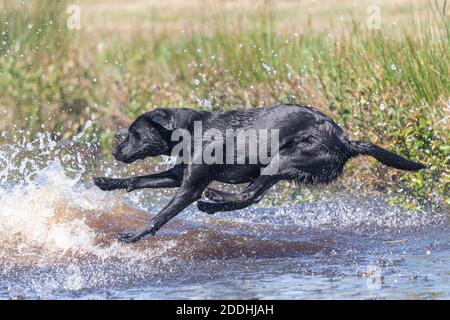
left=201, top=104, right=424, bottom=184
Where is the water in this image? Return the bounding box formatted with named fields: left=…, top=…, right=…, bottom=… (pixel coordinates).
left=0, top=131, right=448, bottom=299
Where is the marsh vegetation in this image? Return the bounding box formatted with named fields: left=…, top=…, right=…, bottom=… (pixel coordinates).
left=0, top=0, right=448, bottom=208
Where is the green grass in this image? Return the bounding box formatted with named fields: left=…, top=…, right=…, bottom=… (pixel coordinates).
left=0, top=0, right=448, bottom=208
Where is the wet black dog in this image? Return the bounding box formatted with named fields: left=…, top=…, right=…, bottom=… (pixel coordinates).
left=94, top=104, right=425, bottom=242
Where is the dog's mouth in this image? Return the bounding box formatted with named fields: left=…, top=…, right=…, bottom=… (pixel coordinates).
left=114, top=149, right=145, bottom=164
left=118, top=157, right=135, bottom=164
left=114, top=154, right=137, bottom=164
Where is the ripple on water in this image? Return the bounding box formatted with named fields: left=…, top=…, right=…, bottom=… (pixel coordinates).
left=0, top=130, right=448, bottom=299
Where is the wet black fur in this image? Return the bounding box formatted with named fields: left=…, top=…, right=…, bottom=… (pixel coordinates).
left=94, top=104, right=425, bottom=242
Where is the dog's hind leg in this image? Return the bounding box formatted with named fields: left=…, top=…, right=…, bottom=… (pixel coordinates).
left=93, top=165, right=183, bottom=192
left=203, top=187, right=248, bottom=202
left=198, top=154, right=290, bottom=213
left=198, top=175, right=279, bottom=214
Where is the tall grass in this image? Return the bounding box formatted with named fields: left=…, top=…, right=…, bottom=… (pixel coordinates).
left=0, top=1, right=69, bottom=128
left=0, top=0, right=103, bottom=138
left=0, top=0, right=448, bottom=207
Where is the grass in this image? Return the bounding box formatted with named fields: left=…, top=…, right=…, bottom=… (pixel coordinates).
left=0, top=0, right=448, bottom=208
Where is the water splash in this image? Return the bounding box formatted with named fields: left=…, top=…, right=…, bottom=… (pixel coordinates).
left=0, top=129, right=178, bottom=266
left=0, top=128, right=447, bottom=298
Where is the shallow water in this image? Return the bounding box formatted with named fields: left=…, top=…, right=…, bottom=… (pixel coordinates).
left=0, top=131, right=448, bottom=299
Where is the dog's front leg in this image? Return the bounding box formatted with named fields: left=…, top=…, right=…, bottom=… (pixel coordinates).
left=118, top=178, right=210, bottom=243
left=93, top=165, right=183, bottom=192
left=125, top=175, right=181, bottom=192
left=93, top=176, right=131, bottom=191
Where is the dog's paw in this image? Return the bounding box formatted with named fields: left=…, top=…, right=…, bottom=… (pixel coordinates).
left=93, top=177, right=127, bottom=191
left=118, top=227, right=155, bottom=243
left=197, top=200, right=220, bottom=215
left=204, top=188, right=225, bottom=202
left=117, top=232, right=142, bottom=243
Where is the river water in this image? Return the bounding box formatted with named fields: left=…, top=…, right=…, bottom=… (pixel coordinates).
left=0, top=131, right=448, bottom=299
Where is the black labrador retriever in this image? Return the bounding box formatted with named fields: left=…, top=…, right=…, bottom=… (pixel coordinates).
left=93, top=104, right=425, bottom=242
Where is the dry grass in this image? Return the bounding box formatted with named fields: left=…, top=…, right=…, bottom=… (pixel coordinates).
left=72, top=0, right=440, bottom=39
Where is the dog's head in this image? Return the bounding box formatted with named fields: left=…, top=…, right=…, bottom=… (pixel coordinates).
left=112, top=109, right=176, bottom=163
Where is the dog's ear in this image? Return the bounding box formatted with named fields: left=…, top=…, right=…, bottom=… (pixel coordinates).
left=149, top=109, right=175, bottom=131
left=115, top=128, right=129, bottom=140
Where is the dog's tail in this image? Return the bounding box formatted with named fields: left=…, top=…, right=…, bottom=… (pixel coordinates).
left=348, top=140, right=426, bottom=171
